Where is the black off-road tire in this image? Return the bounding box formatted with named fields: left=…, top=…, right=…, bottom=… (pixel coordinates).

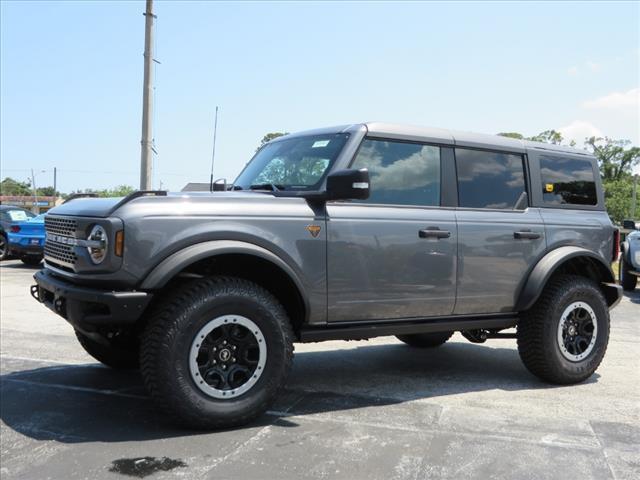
left=619, top=256, right=637, bottom=291
left=21, top=255, right=43, bottom=266
left=396, top=331, right=454, bottom=348
left=75, top=331, right=139, bottom=369
left=140, top=276, right=295, bottom=430
left=517, top=275, right=609, bottom=384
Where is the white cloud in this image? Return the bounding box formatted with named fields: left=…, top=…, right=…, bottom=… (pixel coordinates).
left=567, top=66, right=578, bottom=76
left=557, top=120, right=603, bottom=144
left=586, top=61, right=601, bottom=72
left=583, top=88, right=639, bottom=109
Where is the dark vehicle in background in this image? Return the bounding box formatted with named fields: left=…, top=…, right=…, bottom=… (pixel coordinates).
left=32, top=122, right=622, bottom=429
left=0, top=206, right=45, bottom=265
left=620, top=219, right=640, bottom=291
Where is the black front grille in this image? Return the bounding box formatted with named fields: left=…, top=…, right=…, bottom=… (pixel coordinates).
left=45, top=216, right=77, bottom=237
left=45, top=216, right=78, bottom=267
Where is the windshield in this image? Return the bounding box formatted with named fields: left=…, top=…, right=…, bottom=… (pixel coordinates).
left=234, top=133, right=349, bottom=191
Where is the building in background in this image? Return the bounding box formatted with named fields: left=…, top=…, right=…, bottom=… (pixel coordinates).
left=0, top=196, right=61, bottom=213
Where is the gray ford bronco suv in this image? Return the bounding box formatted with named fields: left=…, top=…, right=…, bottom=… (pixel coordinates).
left=32, top=123, right=622, bottom=429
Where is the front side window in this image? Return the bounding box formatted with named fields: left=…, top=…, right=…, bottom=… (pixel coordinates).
left=540, top=155, right=597, bottom=206
left=234, top=133, right=349, bottom=191
left=350, top=138, right=441, bottom=206
left=456, top=149, right=526, bottom=209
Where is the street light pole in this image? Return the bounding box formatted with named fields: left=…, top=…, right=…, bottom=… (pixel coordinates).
left=139, top=0, right=155, bottom=191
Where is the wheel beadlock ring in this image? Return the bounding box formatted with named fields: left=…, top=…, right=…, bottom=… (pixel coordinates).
left=189, top=315, right=267, bottom=399
left=557, top=301, right=598, bottom=362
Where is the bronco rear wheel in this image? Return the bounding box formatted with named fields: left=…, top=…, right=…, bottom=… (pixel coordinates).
left=75, top=331, right=139, bottom=369
left=396, top=331, right=453, bottom=348
left=517, top=275, right=609, bottom=384
left=140, top=276, right=294, bottom=429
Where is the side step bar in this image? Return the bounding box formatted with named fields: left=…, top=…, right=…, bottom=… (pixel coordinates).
left=299, top=315, right=518, bottom=343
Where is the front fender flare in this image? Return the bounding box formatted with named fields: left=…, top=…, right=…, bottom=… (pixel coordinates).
left=515, top=246, right=617, bottom=311
left=139, top=240, right=309, bottom=309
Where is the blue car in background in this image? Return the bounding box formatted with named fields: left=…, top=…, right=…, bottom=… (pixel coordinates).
left=0, top=205, right=45, bottom=266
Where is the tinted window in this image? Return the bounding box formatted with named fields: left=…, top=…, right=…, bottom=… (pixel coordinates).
left=351, top=138, right=441, bottom=206
left=540, top=155, right=597, bottom=205
left=456, top=149, right=526, bottom=209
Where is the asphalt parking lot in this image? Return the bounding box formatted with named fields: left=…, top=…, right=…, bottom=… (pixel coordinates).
left=1, top=259, right=639, bottom=480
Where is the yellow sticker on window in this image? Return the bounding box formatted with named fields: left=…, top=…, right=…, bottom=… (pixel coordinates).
left=545, top=183, right=554, bottom=192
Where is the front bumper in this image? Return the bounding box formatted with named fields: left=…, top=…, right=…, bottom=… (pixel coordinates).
left=32, top=269, right=152, bottom=331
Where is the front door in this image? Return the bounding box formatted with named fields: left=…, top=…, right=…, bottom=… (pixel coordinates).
left=326, top=138, right=457, bottom=322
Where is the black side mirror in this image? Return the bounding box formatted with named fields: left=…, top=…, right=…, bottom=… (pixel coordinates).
left=622, top=219, right=637, bottom=230
left=326, top=169, right=370, bottom=201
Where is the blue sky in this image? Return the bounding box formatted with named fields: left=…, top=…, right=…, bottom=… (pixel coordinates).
left=1, top=0, right=639, bottom=193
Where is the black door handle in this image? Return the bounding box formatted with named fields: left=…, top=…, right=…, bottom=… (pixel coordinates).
left=514, top=230, right=541, bottom=240
left=419, top=227, right=451, bottom=239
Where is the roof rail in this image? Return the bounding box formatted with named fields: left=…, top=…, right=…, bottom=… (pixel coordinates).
left=108, top=190, right=168, bottom=215
left=63, top=193, right=99, bottom=204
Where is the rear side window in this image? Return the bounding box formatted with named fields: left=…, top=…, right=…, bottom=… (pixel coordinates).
left=455, top=149, right=526, bottom=209
left=351, top=138, right=441, bottom=206
left=540, top=155, right=597, bottom=206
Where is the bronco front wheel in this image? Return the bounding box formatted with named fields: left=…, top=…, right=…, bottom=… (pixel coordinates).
left=140, top=277, right=294, bottom=429
left=517, top=275, right=609, bottom=384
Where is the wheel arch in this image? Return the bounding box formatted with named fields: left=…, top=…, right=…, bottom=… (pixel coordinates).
left=516, top=246, right=619, bottom=311
left=140, top=240, right=310, bottom=330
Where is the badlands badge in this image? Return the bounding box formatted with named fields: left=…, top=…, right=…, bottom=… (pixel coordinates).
left=306, top=225, right=321, bottom=238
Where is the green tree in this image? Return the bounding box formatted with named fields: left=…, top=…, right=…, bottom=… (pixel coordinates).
left=585, top=137, right=640, bottom=182
left=256, top=132, right=288, bottom=152
left=36, top=186, right=57, bottom=196
left=527, top=129, right=564, bottom=145
left=496, top=132, right=524, bottom=140
left=602, top=177, right=638, bottom=223
left=498, top=130, right=573, bottom=145
left=0, top=177, right=32, bottom=196
left=100, top=185, right=136, bottom=198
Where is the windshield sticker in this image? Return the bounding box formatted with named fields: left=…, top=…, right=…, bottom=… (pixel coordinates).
left=545, top=183, right=554, bottom=193
left=312, top=140, right=330, bottom=148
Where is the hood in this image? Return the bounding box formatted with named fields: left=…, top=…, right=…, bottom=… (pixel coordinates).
left=46, top=191, right=279, bottom=218
left=46, top=197, right=126, bottom=218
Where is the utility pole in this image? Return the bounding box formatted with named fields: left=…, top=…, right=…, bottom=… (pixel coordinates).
left=139, top=0, right=155, bottom=191
left=30, top=169, right=39, bottom=214
left=632, top=174, right=638, bottom=219
left=53, top=167, right=57, bottom=199
left=209, top=106, right=219, bottom=191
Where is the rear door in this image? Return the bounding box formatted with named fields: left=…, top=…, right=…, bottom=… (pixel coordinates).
left=326, top=138, right=457, bottom=322
left=454, top=147, right=546, bottom=314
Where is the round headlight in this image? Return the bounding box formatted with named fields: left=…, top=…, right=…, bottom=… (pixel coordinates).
left=87, top=225, right=108, bottom=264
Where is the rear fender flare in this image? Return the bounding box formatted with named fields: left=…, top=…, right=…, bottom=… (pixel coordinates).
left=515, top=246, right=616, bottom=311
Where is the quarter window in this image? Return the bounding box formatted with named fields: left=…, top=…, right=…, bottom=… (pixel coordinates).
left=455, top=149, right=526, bottom=209
left=540, top=155, right=597, bottom=206
left=351, top=138, right=441, bottom=206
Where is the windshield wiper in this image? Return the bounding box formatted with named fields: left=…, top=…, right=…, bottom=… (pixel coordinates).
left=249, top=183, right=285, bottom=192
